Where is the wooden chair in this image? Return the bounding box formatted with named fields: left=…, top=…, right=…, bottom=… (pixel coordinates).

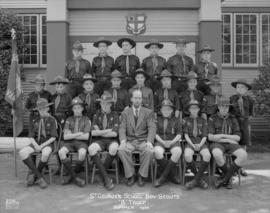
left=132, top=150, right=155, bottom=183
left=60, top=131, right=91, bottom=185
left=212, top=153, right=241, bottom=187
left=153, top=141, right=182, bottom=183
left=26, top=122, right=62, bottom=184
left=182, top=141, right=211, bottom=186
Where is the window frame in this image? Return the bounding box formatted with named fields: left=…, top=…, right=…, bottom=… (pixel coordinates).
left=40, top=14, right=47, bottom=67
left=222, top=13, right=233, bottom=67
left=233, top=13, right=259, bottom=67
left=260, top=13, right=270, bottom=66
left=18, top=13, right=47, bottom=68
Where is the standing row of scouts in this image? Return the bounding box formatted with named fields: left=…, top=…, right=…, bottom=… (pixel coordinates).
left=19, top=37, right=254, bottom=191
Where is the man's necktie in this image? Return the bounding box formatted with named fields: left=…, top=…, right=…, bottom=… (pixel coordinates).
left=192, top=118, right=198, bottom=137
left=164, top=88, right=169, bottom=99
left=126, top=55, right=130, bottom=75
left=204, top=63, right=209, bottom=79
left=101, top=57, right=106, bottom=74
left=38, top=118, right=46, bottom=142
left=221, top=116, right=231, bottom=135
left=102, top=113, right=108, bottom=130
left=152, top=56, right=158, bottom=74
left=55, top=94, right=61, bottom=111
left=86, top=93, right=91, bottom=109
left=75, top=59, right=80, bottom=73
left=74, top=117, right=80, bottom=133
left=190, top=90, right=195, bottom=101
left=238, top=96, right=245, bottom=116
left=134, top=108, right=139, bottom=126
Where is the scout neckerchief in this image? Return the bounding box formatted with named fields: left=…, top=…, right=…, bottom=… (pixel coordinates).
left=124, top=51, right=132, bottom=75
left=219, top=113, right=232, bottom=135
left=201, top=59, right=210, bottom=79
left=151, top=55, right=158, bottom=74
left=191, top=116, right=198, bottom=137
left=54, top=93, right=62, bottom=111
left=112, top=87, right=118, bottom=106
left=74, top=56, right=82, bottom=73
left=85, top=91, right=93, bottom=109
left=35, top=91, right=41, bottom=100
left=102, top=112, right=108, bottom=130
left=188, top=89, right=195, bottom=101
left=163, top=117, right=169, bottom=140
left=38, top=117, right=47, bottom=142
left=238, top=95, right=245, bottom=116
left=74, top=116, right=81, bottom=133
left=177, top=54, right=186, bottom=75
left=210, top=92, right=221, bottom=105
left=99, top=53, right=107, bottom=75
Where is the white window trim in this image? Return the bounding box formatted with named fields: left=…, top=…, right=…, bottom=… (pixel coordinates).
left=260, top=13, right=270, bottom=66
left=233, top=13, right=259, bottom=67
left=222, top=13, right=233, bottom=67
left=40, top=14, right=47, bottom=68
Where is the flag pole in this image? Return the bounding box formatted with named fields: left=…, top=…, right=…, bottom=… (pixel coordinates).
left=11, top=28, right=18, bottom=177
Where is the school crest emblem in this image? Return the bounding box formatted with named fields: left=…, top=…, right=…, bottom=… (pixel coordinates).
left=126, top=14, right=147, bottom=35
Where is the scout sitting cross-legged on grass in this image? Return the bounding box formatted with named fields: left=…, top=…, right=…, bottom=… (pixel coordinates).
left=19, top=98, right=57, bottom=189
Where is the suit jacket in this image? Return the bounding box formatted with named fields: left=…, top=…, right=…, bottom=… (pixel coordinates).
left=119, top=106, right=156, bottom=143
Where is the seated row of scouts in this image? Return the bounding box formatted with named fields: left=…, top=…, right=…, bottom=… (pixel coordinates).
left=19, top=37, right=254, bottom=192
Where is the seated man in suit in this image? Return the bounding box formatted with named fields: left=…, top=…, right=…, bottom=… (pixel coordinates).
left=118, top=89, right=156, bottom=187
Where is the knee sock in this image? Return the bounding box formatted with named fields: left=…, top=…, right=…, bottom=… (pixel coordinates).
left=23, top=157, right=42, bottom=179
left=104, top=154, right=115, bottom=171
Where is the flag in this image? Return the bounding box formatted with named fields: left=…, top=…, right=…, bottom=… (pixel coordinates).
left=5, top=30, right=24, bottom=136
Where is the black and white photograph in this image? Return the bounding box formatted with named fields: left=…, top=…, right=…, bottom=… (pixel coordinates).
left=0, top=0, right=270, bottom=212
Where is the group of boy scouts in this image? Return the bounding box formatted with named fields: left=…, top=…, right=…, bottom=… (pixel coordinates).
left=19, top=37, right=253, bottom=192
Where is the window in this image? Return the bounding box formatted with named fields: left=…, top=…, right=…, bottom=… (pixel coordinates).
left=222, top=14, right=232, bottom=65
left=18, top=14, right=46, bottom=67
left=261, top=14, right=270, bottom=66
left=234, top=14, right=258, bottom=66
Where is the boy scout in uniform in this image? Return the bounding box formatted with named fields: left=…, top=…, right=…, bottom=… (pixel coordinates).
left=25, top=75, right=52, bottom=131
left=65, top=41, right=92, bottom=98
left=154, top=69, right=180, bottom=117
left=58, top=97, right=90, bottom=187
left=78, top=74, right=99, bottom=121
left=141, top=39, right=166, bottom=92
left=183, top=100, right=211, bottom=190
left=179, top=72, right=205, bottom=119
left=115, top=37, right=140, bottom=90
left=106, top=70, right=129, bottom=114
left=208, top=97, right=248, bottom=189
left=49, top=75, right=72, bottom=126
left=19, top=98, right=57, bottom=189
left=92, top=37, right=114, bottom=95
left=229, top=79, right=254, bottom=177
left=154, top=100, right=182, bottom=187
left=202, top=75, right=223, bottom=119
left=167, top=39, right=194, bottom=95
left=88, top=92, right=120, bottom=190
left=129, top=68, right=154, bottom=111
left=194, top=45, right=218, bottom=95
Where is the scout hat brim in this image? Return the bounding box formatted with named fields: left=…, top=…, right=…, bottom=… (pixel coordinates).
left=117, top=38, right=136, bottom=49
left=93, top=39, right=112, bottom=48
left=231, top=81, right=252, bottom=90
left=159, top=102, right=175, bottom=109
left=186, top=102, right=202, bottom=110
left=49, top=79, right=69, bottom=85
left=96, top=98, right=115, bottom=103
left=33, top=102, right=53, bottom=111
left=29, top=80, right=47, bottom=84
left=197, top=47, right=215, bottom=53
left=82, top=77, right=97, bottom=83
left=144, top=42, right=164, bottom=49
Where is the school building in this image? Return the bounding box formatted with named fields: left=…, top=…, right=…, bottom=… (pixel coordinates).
left=1, top=0, right=270, bottom=127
